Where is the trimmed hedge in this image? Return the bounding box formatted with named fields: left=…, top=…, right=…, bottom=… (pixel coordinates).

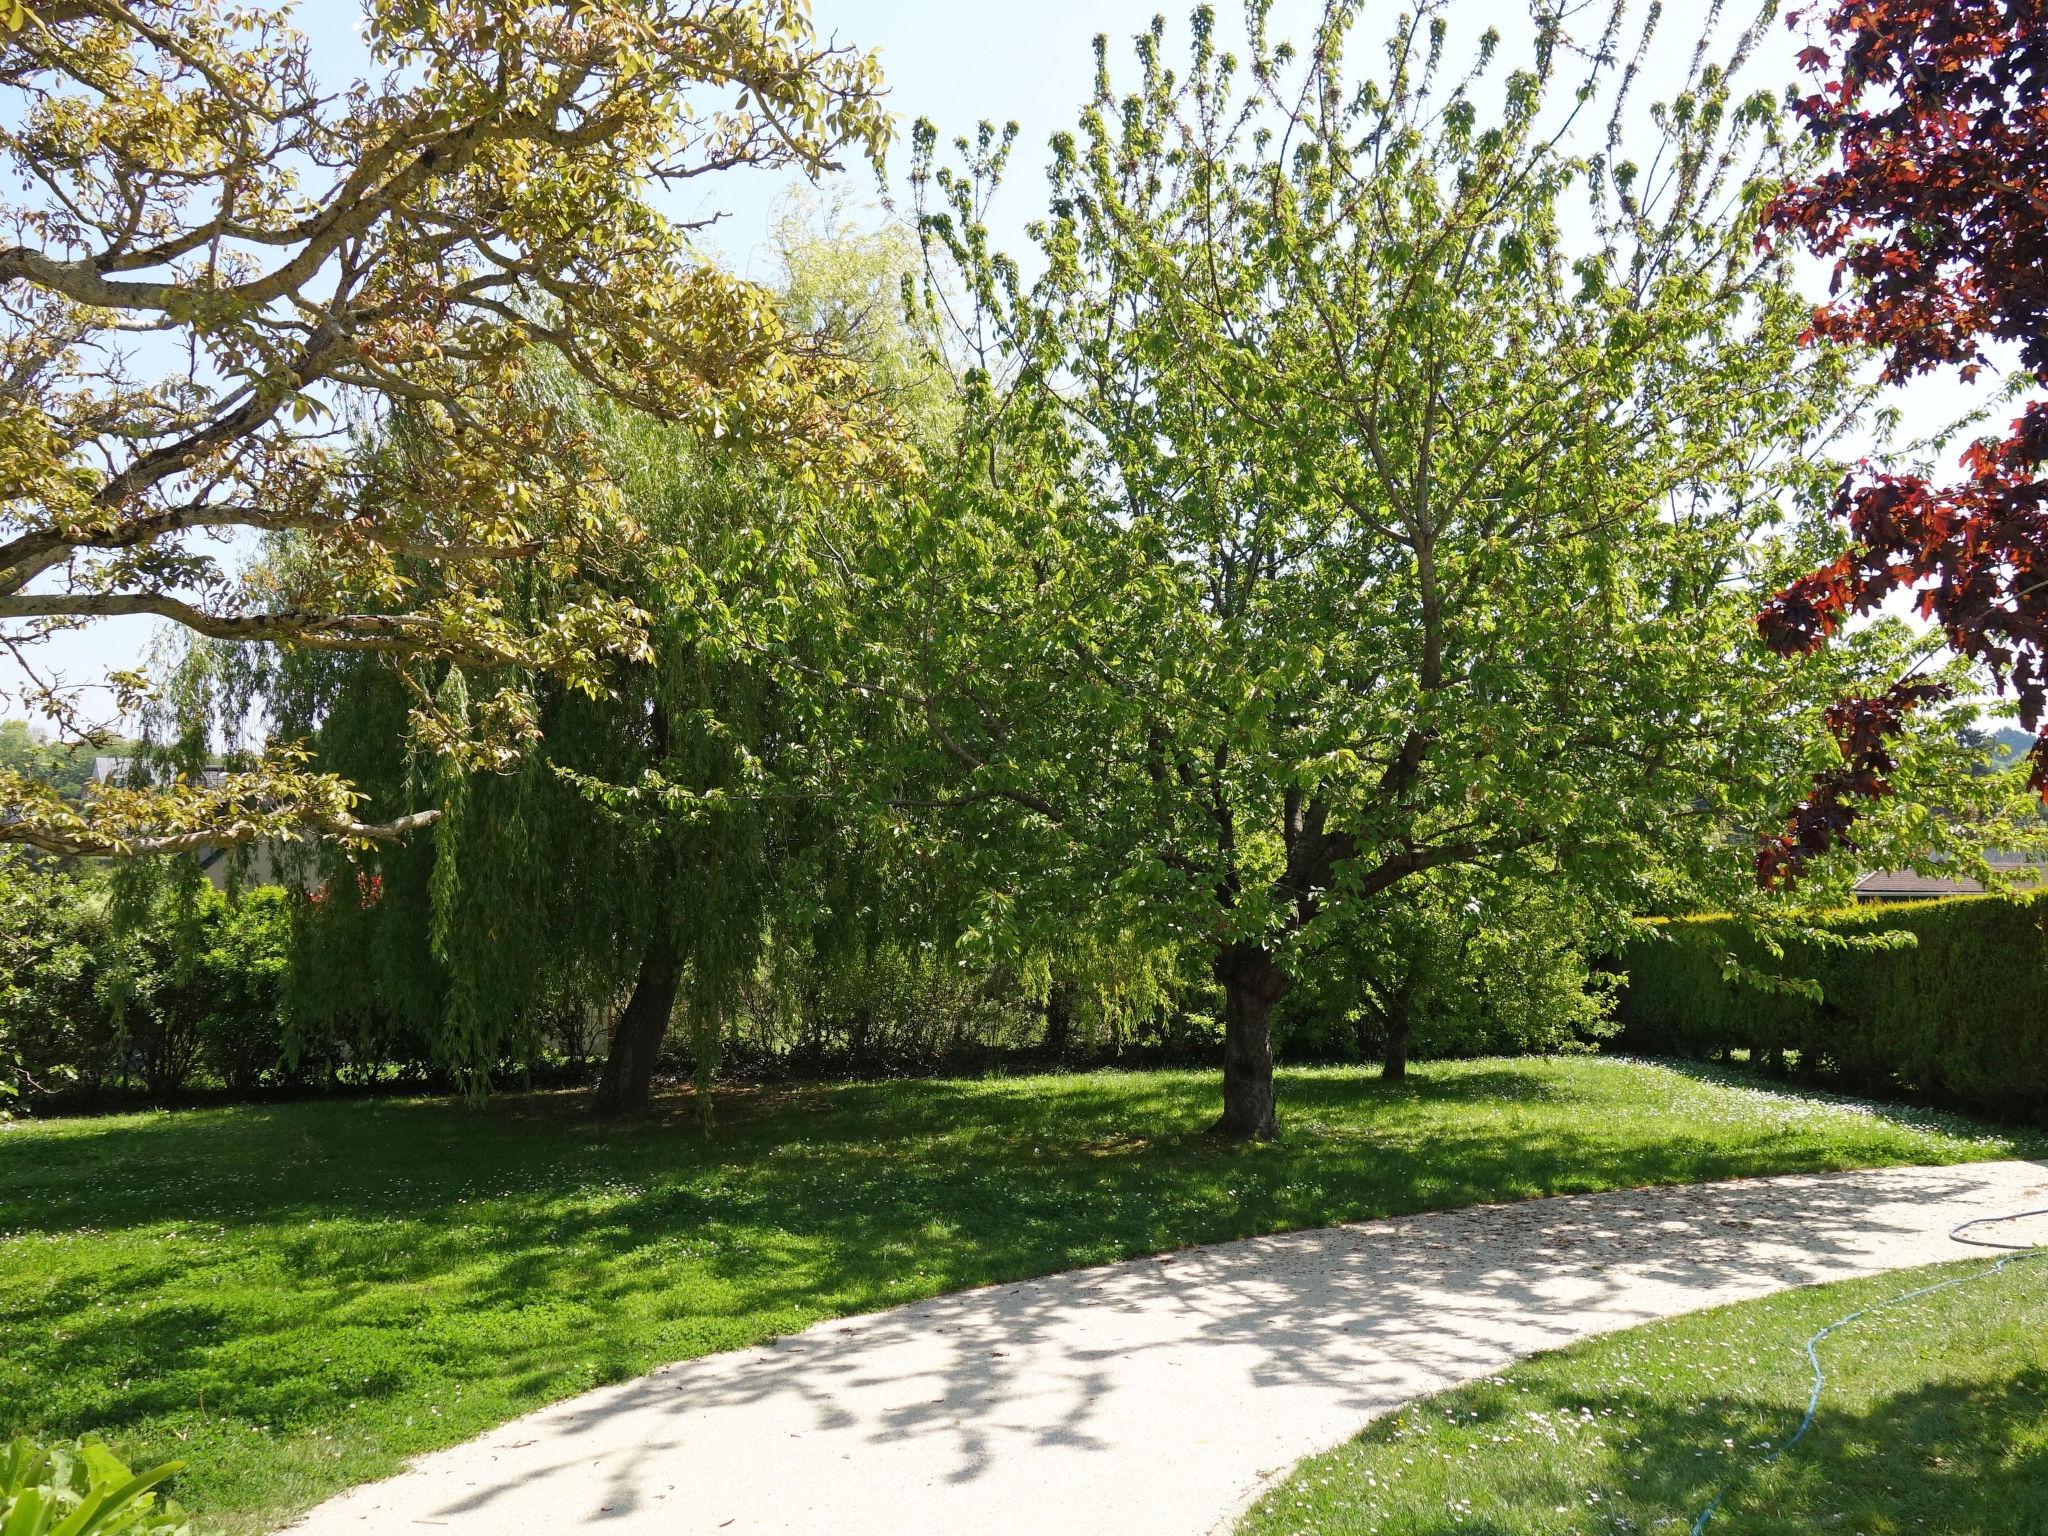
left=1614, top=893, right=2048, bottom=1114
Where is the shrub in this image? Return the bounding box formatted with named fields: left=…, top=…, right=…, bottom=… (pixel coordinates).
left=97, top=877, right=224, bottom=1099
left=1278, top=882, right=1619, bottom=1067
left=0, top=1435, right=191, bottom=1536
left=729, top=943, right=1084, bottom=1077
left=1, top=852, right=294, bottom=1104
left=1614, top=893, right=2048, bottom=1113
left=0, top=852, right=118, bottom=1100
left=189, top=887, right=291, bottom=1092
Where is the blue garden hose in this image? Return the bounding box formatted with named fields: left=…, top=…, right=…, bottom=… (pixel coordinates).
left=1687, top=1205, right=2048, bottom=1535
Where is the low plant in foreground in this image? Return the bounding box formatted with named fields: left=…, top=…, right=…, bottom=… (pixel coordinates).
left=0, top=1435, right=191, bottom=1536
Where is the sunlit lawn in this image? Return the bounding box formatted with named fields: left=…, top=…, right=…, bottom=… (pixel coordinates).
left=1242, top=1249, right=2048, bottom=1535
left=0, top=1056, right=2035, bottom=1533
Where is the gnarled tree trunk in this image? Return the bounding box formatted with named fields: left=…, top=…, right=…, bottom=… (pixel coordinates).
left=1213, top=943, right=1289, bottom=1141
left=592, top=926, right=682, bottom=1117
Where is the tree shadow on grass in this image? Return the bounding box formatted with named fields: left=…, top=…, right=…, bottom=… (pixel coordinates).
left=1, top=1058, right=2038, bottom=1529
left=3, top=1057, right=2002, bottom=1240
left=368, top=1165, right=2031, bottom=1532
left=1638, top=1052, right=2045, bottom=1150
left=1373, top=1371, right=2048, bottom=1536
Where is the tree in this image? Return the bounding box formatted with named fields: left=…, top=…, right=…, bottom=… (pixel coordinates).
left=1280, top=866, right=1618, bottom=1078
left=261, top=399, right=854, bottom=1111
left=1756, top=0, right=2048, bottom=884
left=1, top=0, right=892, bottom=856
left=892, top=1, right=1890, bottom=1138
left=260, top=209, right=946, bottom=1113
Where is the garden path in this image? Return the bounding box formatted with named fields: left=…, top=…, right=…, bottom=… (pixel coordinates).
left=287, top=1159, right=2048, bottom=1536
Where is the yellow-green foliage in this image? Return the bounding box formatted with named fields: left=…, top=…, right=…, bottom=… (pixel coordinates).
left=0, top=1436, right=190, bottom=1536
left=1616, top=894, right=2048, bottom=1111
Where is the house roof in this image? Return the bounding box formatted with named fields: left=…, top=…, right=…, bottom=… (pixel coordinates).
left=1853, top=869, right=1988, bottom=899
left=91, top=756, right=226, bottom=787
left=1853, top=854, right=2044, bottom=901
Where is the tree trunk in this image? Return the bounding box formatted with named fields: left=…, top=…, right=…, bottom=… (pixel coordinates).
left=592, top=927, right=682, bottom=1117
left=1043, top=980, right=1077, bottom=1063
left=1381, top=987, right=1413, bottom=1082
left=688, top=1001, right=722, bottom=1135
left=1213, top=944, right=1289, bottom=1141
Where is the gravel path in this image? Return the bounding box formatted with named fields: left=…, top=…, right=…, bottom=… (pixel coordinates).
left=287, top=1159, right=2047, bottom=1536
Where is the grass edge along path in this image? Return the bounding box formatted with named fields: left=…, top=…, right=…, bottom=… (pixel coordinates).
left=0, top=1056, right=2037, bottom=1534
left=1239, top=1238, right=2048, bottom=1536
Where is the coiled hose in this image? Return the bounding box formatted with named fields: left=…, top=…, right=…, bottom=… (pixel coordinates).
left=1688, top=1205, right=2048, bottom=1535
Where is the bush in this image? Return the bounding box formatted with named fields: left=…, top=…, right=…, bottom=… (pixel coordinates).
left=1614, top=893, right=2048, bottom=1113
left=1278, top=883, right=1619, bottom=1067
left=189, top=888, right=291, bottom=1092
left=1, top=852, right=118, bottom=1101
left=720, top=941, right=1206, bottom=1078
left=0, top=852, right=292, bottom=1104
left=0, top=1434, right=191, bottom=1536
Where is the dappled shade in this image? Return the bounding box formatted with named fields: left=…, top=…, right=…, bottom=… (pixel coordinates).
left=0, top=1059, right=2032, bottom=1532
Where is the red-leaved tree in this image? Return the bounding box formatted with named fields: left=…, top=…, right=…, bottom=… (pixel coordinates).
left=1757, top=0, right=2048, bottom=885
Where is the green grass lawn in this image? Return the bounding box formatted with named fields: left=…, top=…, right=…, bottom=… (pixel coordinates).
left=0, top=1056, right=2035, bottom=1533
left=1240, top=1249, right=2048, bottom=1535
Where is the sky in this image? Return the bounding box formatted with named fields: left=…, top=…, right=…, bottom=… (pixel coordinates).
left=663, top=0, right=1817, bottom=271
left=4, top=0, right=2006, bottom=733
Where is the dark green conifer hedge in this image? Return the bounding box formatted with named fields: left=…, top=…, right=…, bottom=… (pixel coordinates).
left=1615, top=894, right=2048, bottom=1114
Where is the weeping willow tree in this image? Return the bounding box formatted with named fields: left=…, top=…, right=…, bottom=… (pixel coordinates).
left=256, top=415, right=879, bottom=1112
left=236, top=210, right=957, bottom=1116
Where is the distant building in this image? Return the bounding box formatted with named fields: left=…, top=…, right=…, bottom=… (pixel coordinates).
left=1853, top=852, right=2044, bottom=904
left=90, top=755, right=300, bottom=891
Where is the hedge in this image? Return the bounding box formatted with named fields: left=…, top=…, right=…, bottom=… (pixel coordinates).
left=1614, top=892, right=2048, bottom=1114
